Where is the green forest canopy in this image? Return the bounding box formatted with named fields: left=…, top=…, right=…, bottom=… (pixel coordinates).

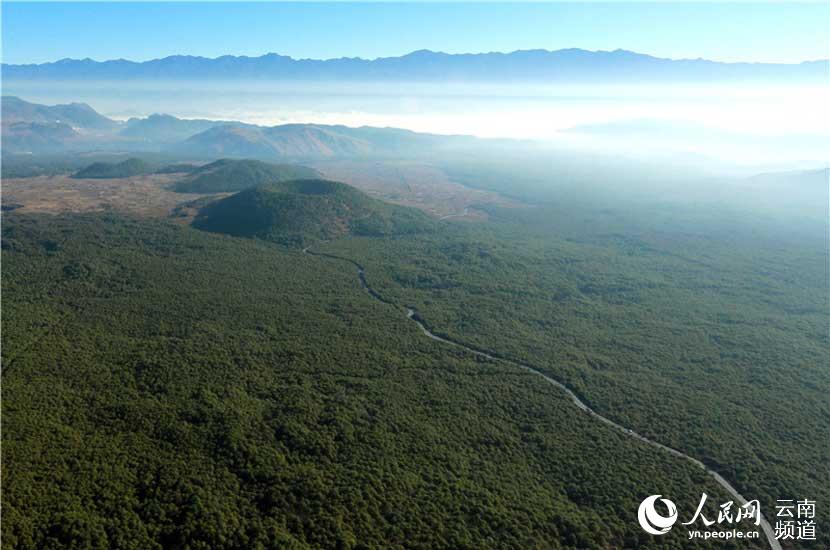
left=2, top=213, right=745, bottom=549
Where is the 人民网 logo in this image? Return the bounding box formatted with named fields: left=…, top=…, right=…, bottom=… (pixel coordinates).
left=636, top=492, right=784, bottom=543
left=638, top=495, right=679, bottom=535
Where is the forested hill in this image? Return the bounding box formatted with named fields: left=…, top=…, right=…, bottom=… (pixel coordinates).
left=72, top=158, right=152, bottom=179
left=193, top=178, right=435, bottom=245
left=172, top=159, right=320, bottom=193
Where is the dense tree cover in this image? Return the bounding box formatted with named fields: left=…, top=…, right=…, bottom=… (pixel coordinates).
left=172, top=159, right=320, bottom=194
left=4, top=213, right=752, bottom=549
left=194, top=179, right=436, bottom=246
left=323, top=195, right=829, bottom=546
left=155, top=163, right=201, bottom=175
left=72, top=158, right=153, bottom=179
left=1, top=152, right=203, bottom=179
left=2, top=153, right=119, bottom=179
left=1, top=156, right=70, bottom=178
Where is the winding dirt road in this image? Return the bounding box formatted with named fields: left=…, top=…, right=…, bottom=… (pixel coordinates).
left=304, top=247, right=781, bottom=550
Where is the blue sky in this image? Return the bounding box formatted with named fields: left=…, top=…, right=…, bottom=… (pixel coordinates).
left=2, top=2, right=828, bottom=65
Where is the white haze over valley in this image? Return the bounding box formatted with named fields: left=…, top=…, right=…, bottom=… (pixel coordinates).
left=4, top=79, right=828, bottom=171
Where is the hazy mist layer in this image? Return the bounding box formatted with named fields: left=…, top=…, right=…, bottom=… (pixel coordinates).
left=3, top=79, right=828, bottom=169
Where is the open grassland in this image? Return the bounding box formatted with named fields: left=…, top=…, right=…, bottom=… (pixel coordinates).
left=2, top=173, right=224, bottom=219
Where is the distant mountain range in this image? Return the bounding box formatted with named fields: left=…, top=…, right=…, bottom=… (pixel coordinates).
left=120, top=114, right=234, bottom=144
left=1, top=96, right=477, bottom=158
left=4, top=49, right=827, bottom=82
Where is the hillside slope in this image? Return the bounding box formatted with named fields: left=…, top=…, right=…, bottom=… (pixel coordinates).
left=2, top=96, right=118, bottom=153
left=170, top=124, right=373, bottom=159
left=169, top=122, right=477, bottom=160
left=172, top=159, right=320, bottom=193
left=120, top=113, right=230, bottom=143
left=72, top=158, right=152, bottom=179
left=1, top=95, right=119, bottom=130
left=2, top=122, right=80, bottom=153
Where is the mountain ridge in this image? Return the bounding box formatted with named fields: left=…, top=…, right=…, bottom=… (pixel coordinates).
left=1, top=96, right=481, bottom=157
left=1, top=95, right=119, bottom=131
left=5, top=49, right=827, bottom=81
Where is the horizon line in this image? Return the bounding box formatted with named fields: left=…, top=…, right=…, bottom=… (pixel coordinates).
left=4, top=48, right=828, bottom=67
